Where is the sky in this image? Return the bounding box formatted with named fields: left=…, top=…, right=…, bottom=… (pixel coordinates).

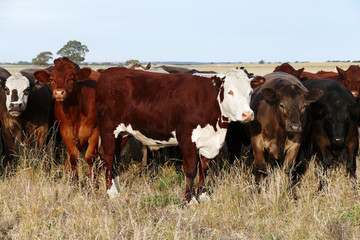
left=1, top=0, right=360, bottom=63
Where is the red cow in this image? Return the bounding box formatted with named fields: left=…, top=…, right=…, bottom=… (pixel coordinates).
left=274, top=63, right=360, bottom=98
left=33, top=57, right=100, bottom=181
left=96, top=68, right=254, bottom=204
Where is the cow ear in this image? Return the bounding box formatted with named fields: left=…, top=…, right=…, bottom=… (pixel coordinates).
left=261, top=88, right=277, bottom=102
left=296, top=68, right=304, bottom=79
left=336, top=66, right=346, bottom=79
left=77, top=67, right=92, bottom=82
left=350, top=102, right=360, bottom=117
left=33, top=70, right=50, bottom=83
left=306, top=88, right=323, bottom=104
left=250, top=76, right=266, bottom=89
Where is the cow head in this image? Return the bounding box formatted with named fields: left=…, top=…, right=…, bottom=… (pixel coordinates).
left=33, top=57, right=92, bottom=101
left=262, top=85, right=323, bottom=133
left=1, top=72, right=31, bottom=116
left=218, top=69, right=254, bottom=122
left=337, top=65, right=360, bottom=98
left=312, top=99, right=360, bottom=147
left=273, top=63, right=304, bottom=79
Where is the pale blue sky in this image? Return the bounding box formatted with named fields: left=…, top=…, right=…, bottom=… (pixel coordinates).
left=1, top=0, right=359, bottom=63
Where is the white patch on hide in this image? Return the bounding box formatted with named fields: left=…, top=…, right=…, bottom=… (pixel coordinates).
left=113, top=123, right=178, bottom=149
left=107, top=179, right=120, bottom=199
left=191, top=122, right=227, bottom=159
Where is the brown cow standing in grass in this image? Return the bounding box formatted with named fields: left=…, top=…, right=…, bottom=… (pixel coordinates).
left=250, top=72, right=323, bottom=186
left=34, top=57, right=100, bottom=182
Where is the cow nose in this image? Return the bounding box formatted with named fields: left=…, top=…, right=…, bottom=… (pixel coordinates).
left=241, top=111, right=254, bottom=122
left=288, top=123, right=302, bottom=132
left=10, top=103, right=22, bottom=109
left=351, top=91, right=358, bottom=98
left=333, top=138, right=344, bottom=145
left=53, top=89, right=66, bottom=100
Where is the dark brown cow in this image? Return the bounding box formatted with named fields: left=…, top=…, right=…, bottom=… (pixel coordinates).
left=250, top=72, right=323, bottom=185
left=33, top=57, right=100, bottom=181
left=301, top=79, right=360, bottom=190
left=96, top=67, right=254, bottom=204
left=0, top=68, right=53, bottom=166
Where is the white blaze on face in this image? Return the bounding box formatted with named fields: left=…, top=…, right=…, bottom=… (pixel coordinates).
left=4, top=72, right=30, bottom=116
left=219, top=69, right=254, bottom=122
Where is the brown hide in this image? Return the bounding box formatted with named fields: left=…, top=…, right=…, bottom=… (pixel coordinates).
left=33, top=57, right=100, bottom=181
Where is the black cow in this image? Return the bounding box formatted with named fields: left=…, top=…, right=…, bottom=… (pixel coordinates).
left=0, top=69, right=54, bottom=165
left=302, top=79, right=360, bottom=190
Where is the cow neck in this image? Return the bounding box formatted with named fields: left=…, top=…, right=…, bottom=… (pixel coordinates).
left=216, top=86, right=229, bottom=129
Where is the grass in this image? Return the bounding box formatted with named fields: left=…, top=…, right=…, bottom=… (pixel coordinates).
left=1, top=146, right=360, bottom=239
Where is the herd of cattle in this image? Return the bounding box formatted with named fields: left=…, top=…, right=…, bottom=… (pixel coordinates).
left=0, top=58, right=359, bottom=205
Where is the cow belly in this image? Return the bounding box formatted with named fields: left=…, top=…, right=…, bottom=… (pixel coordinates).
left=191, top=124, right=227, bottom=159
left=113, top=123, right=178, bottom=149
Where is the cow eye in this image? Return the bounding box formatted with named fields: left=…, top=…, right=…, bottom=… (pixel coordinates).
left=302, top=104, right=308, bottom=109
left=279, top=103, right=284, bottom=109
left=23, top=88, right=30, bottom=95
left=228, top=90, right=234, bottom=96
left=49, top=78, right=54, bottom=82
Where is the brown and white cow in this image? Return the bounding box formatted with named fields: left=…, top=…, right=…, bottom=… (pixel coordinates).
left=0, top=69, right=53, bottom=165
left=96, top=68, right=254, bottom=203
left=33, top=57, right=100, bottom=181
left=250, top=72, right=323, bottom=185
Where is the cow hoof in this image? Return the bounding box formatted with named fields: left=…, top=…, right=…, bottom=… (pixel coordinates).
left=107, top=180, right=120, bottom=199
left=199, top=192, right=211, bottom=203
left=187, top=197, right=199, bottom=208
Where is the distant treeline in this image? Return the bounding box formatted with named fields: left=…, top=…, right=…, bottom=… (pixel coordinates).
left=1, top=60, right=360, bottom=66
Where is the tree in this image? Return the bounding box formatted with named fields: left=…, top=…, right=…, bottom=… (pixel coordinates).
left=57, top=40, right=89, bottom=63
left=125, top=59, right=140, bottom=66
left=32, top=51, right=53, bottom=66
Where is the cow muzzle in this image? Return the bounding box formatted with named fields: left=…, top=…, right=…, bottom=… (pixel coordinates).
left=332, top=137, right=345, bottom=146
left=9, top=103, right=24, bottom=116
left=286, top=123, right=303, bottom=133
left=239, top=111, right=254, bottom=123
left=53, top=89, right=67, bottom=101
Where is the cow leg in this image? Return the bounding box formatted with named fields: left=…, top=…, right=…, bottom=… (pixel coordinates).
left=345, top=137, right=358, bottom=184
left=60, top=126, right=80, bottom=181
left=251, top=136, right=267, bottom=185
left=313, top=134, right=331, bottom=191
left=283, top=141, right=301, bottom=188
left=178, top=138, right=198, bottom=203
left=198, top=156, right=211, bottom=202
left=84, top=127, right=99, bottom=185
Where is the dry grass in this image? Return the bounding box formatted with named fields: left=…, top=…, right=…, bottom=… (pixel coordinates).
left=1, top=146, right=360, bottom=239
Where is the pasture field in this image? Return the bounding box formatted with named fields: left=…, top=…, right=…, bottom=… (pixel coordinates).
left=1, top=62, right=360, bottom=239
left=1, top=61, right=356, bottom=76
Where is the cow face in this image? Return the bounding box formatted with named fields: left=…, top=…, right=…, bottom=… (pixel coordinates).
left=314, top=100, right=360, bottom=147
left=262, top=85, right=323, bottom=133
left=337, top=65, right=360, bottom=98
left=219, top=69, right=254, bottom=122
left=2, top=72, right=31, bottom=116
left=33, top=57, right=92, bottom=101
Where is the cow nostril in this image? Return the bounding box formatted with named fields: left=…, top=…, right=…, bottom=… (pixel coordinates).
left=334, top=138, right=344, bottom=144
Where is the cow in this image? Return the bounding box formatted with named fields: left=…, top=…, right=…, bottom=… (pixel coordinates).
left=0, top=69, right=53, bottom=167
left=301, top=79, right=360, bottom=190
left=96, top=67, right=254, bottom=204
left=274, top=63, right=360, bottom=99
left=250, top=72, right=323, bottom=186
left=33, top=57, right=100, bottom=182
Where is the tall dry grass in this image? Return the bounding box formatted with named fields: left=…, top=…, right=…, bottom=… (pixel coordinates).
left=1, top=145, right=360, bottom=239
